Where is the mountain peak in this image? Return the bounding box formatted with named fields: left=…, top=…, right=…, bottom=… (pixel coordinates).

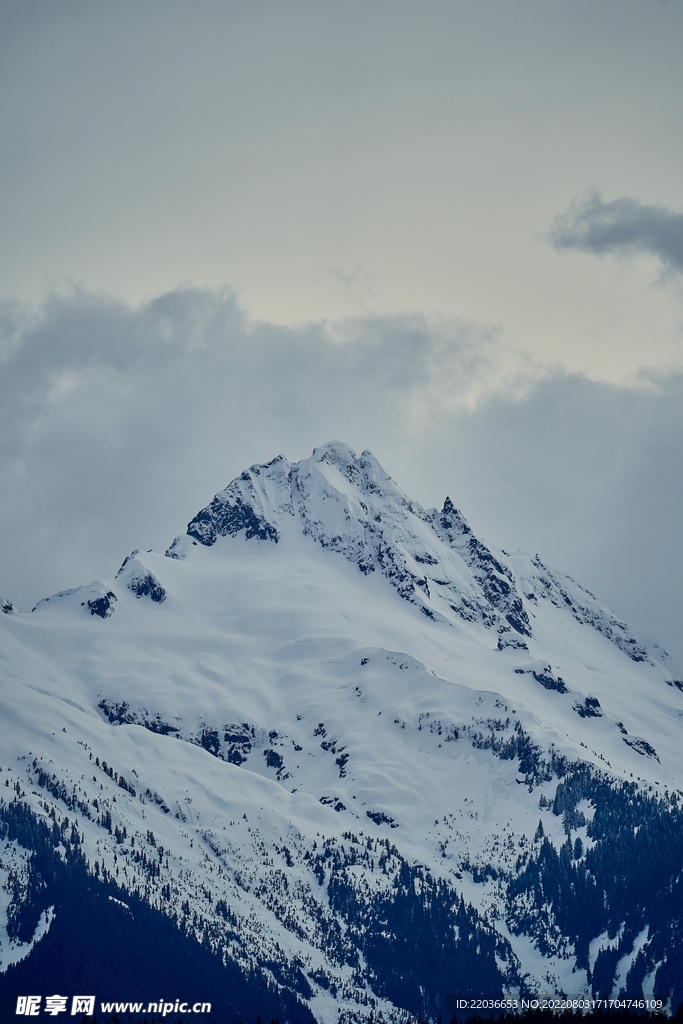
left=3, top=443, right=682, bottom=1015
left=310, top=439, right=361, bottom=471
left=165, top=442, right=533, bottom=641
left=162, top=443, right=661, bottom=669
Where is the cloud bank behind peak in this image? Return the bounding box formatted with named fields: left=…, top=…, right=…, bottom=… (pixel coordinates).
left=0, top=286, right=682, bottom=668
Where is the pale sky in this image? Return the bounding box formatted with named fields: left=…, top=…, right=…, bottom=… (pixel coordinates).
left=2, top=0, right=683, bottom=378
left=1, top=1, right=682, bottom=665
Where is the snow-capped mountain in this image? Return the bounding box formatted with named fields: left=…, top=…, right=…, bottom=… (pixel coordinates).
left=1, top=442, right=683, bottom=1020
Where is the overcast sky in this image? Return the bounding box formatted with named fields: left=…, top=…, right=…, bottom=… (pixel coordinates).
left=1, top=0, right=682, bottom=667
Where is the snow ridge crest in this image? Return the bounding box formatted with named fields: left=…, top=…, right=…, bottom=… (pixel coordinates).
left=166, top=441, right=532, bottom=641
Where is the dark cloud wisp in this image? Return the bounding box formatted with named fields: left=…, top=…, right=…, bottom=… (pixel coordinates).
left=549, top=191, right=683, bottom=272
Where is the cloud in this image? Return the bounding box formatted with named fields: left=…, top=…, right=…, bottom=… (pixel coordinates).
left=0, top=286, right=493, bottom=608
left=549, top=191, right=683, bottom=273
left=0, top=286, right=681, bottom=670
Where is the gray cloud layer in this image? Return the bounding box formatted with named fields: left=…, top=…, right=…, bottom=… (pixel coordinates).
left=0, top=286, right=492, bottom=599
left=549, top=191, right=683, bottom=273
left=1, top=288, right=682, bottom=668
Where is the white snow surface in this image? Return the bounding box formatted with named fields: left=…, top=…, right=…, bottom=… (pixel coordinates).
left=1, top=442, right=681, bottom=1017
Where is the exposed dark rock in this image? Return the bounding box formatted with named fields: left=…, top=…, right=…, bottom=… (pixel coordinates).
left=532, top=667, right=568, bottom=693
left=366, top=810, right=398, bottom=828
left=127, top=571, right=166, bottom=603
left=88, top=592, right=117, bottom=618
left=188, top=497, right=278, bottom=547
left=623, top=736, right=659, bottom=761
left=514, top=664, right=568, bottom=694
left=319, top=796, right=346, bottom=812
left=573, top=696, right=603, bottom=718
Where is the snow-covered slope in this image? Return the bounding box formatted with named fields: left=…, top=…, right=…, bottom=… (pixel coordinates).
left=1, top=442, right=682, bottom=1019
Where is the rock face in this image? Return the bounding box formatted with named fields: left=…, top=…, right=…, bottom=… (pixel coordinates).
left=117, top=553, right=167, bottom=603
left=170, top=445, right=514, bottom=625
left=169, top=443, right=534, bottom=641
left=1, top=442, right=682, bottom=1021
left=168, top=442, right=649, bottom=665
